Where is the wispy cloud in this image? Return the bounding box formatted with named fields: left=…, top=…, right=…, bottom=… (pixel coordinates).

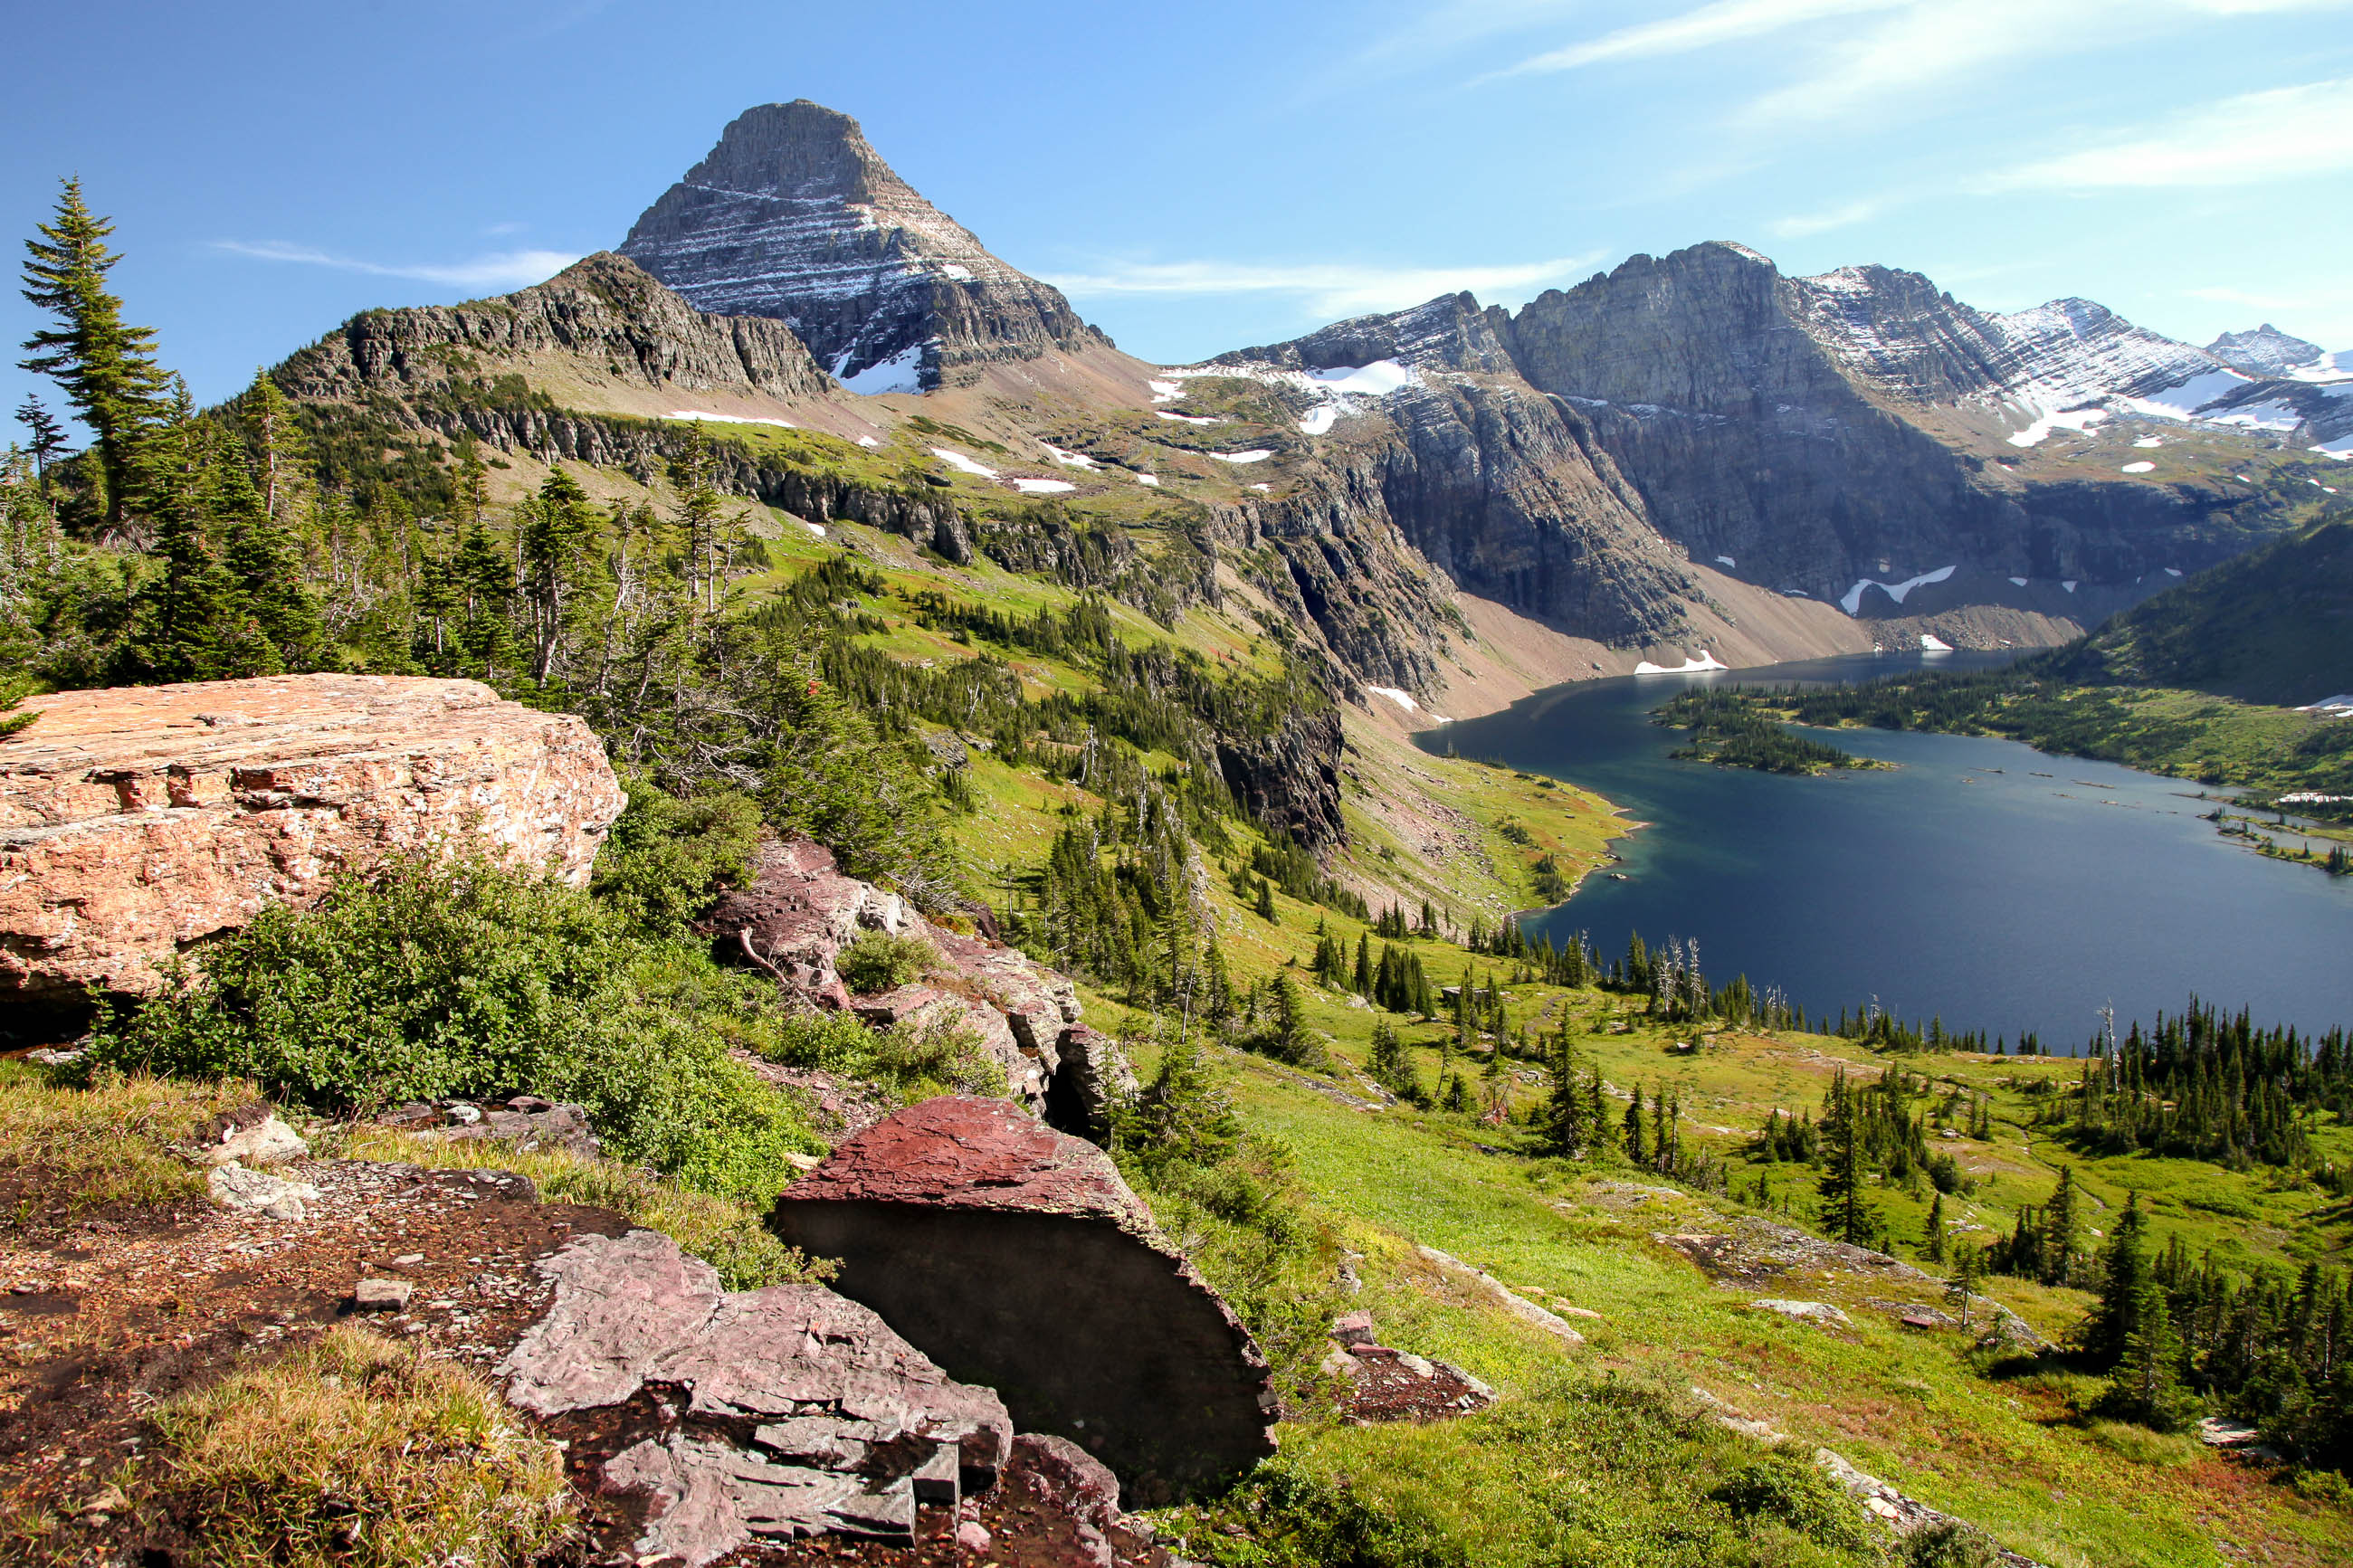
left=1769, top=198, right=1881, bottom=237
left=1978, top=78, right=2353, bottom=190
left=1480, top=0, right=2353, bottom=129
left=1492, top=0, right=1900, bottom=78
left=1038, top=254, right=1608, bottom=318
left=210, top=240, right=582, bottom=291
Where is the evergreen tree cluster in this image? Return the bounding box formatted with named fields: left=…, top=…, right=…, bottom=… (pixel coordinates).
left=2048, top=999, right=2350, bottom=1169
left=1757, top=1068, right=1988, bottom=1249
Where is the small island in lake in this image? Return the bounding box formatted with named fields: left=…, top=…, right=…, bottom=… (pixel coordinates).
left=1652, top=687, right=1889, bottom=774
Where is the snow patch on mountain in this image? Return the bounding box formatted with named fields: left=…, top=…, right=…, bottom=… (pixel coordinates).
left=837, top=343, right=924, bottom=395
left=1841, top=565, right=1956, bottom=615
left=1634, top=650, right=1729, bottom=674
left=930, top=447, right=997, bottom=479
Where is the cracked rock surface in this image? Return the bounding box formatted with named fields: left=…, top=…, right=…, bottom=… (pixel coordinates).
left=499, top=1228, right=1012, bottom=1563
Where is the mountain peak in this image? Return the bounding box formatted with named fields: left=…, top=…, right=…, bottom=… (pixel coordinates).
left=619, top=101, right=1102, bottom=391
left=2206, top=322, right=2324, bottom=377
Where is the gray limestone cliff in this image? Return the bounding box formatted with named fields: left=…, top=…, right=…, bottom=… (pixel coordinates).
left=621, top=100, right=1106, bottom=390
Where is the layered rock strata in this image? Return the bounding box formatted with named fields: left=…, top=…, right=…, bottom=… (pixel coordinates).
left=0, top=675, right=624, bottom=1004
left=768, top=1097, right=1278, bottom=1505
left=622, top=100, right=1106, bottom=388
left=700, top=838, right=1134, bottom=1132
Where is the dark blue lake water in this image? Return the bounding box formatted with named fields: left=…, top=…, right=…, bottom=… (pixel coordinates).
left=1423, top=652, right=2353, bottom=1051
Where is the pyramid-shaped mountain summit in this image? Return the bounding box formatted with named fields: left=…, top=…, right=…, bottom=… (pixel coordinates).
left=620, top=100, right=1103, bottom=392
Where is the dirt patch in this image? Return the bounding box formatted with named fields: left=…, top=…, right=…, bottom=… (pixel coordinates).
left=0, top=1155, right=626, bottom=1549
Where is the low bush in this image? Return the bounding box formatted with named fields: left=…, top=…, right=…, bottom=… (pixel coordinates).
left=590, top=778, right=763, bottom=937
left=139, top=1325, right=574, bottom=1568
left=751, top=1006, right=1006, bottom=1100
left=835, top=929, right=936, bottom=994
left=90, top=859, right=819, bottom=1207
left=1710, top=1448, right=1874, bottom=1550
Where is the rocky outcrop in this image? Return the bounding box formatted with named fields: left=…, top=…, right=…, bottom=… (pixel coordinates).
left=1215, top=707, right=1348, bottom=854
left=621, top=100, right=1108, bottom=389
left=700, top=838, right=1132, bottom=1133
left=0, top=675, right=623, bottom=1006
left=768, top=1097, right=1278, bottom=1505
left=274, top=252, right=835, bottom=408
left=1213, top=292, right=1697, bottom=666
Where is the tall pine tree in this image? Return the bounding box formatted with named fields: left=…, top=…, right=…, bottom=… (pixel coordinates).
left=18, top=178, right=171, bottom=527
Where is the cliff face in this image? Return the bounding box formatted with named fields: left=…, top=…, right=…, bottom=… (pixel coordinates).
left=1500, top=242, right=2272, bottom=603
left=1214, top=293, right=1698, bottom=660
left=620, top=100, right=1105, bottom=389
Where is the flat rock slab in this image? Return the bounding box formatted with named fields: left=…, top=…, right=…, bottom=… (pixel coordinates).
left=498, top=1229, right=1011, bottom=1566
left=770, top=1097, right=1275, bottom=1506
left=0, top=675, right=623, bottom=1002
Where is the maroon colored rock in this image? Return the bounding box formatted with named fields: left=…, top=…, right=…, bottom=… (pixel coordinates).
left=1332, top=1310, right=1377, bottom=1347
left=498, top=1229, right=1011, bottom=1564
left=1003, top=1434, right=1124, bottom=1568
left=768, top=1097, right=1277, bottom=1506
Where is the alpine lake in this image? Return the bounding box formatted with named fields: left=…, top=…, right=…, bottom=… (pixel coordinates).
left=1422, top=651, right=2353, bottom=1051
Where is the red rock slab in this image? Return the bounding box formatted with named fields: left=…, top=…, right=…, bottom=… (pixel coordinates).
left=781, top=1097, right=1148, bottom=1232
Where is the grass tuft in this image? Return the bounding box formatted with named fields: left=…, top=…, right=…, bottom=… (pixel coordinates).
left=0, top=1060, right=255, bottom=1219
left=139, top=1324, right=575, bottom=1568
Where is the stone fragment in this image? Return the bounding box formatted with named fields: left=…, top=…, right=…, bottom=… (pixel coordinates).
left=205, top=1164, right=319, bottom=1221
left=203, top=1115, right=308, bottom=1167
left=352, top=1278, right=414, bottom=1312
left=410, top=1097, right=602, bottom=1159
left=1004, top=1434, right=1123, bottom=1568
left=957, top=1520, right=992, bottom=1554
left=1752, top=1298, right=1853, bottom=1326
left=1331, top=1309, right=1377, bottom=1346
left=1415, top=1245, right=1586, bottom=1347
left=770, top=1097, right=1276, bottom=1505
left=0, top=675, right=624, bottom=1005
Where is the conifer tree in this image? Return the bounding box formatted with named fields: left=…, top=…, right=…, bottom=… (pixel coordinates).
left=1624, top=1086, right=1647, bottom=1163
left=14, top=395, right=64, bottom=499
left=2083, top=1191, right=2152, bottom=1364
left=1816, top=1069, right=1878, bottom=1247
left=2043, top=1167, right=2084, bottom=1287
left=1368, top=1019, right=1415, bottom=1102
left=1947, top=1241, right=1986, bottom=1328
left=1924, top=1191, right=1947, bottom=1262
left=18, top=178, right=171, bottom=527
left=1253, top=877, right=1276, bottom=922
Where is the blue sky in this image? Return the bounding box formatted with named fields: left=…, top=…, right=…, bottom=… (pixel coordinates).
left=6, top=0, right=2350, bottom=428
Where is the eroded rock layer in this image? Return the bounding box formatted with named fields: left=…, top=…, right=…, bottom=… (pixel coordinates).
left=0, top=675, right=624, bottom=1003
left=768, top=1097, right=1277, bottom=1505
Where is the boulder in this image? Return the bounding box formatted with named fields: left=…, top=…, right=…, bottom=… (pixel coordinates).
left=767, top=1097, right=1276, bottom=1505
left=499, top=1229, right=1012, bottom=1564
left=206, top=1164, right=319, bottom=1221
left=0, top=675, right=624, bottom=1006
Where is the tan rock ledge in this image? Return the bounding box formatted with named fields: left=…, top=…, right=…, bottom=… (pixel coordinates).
left=0, top=674, right=624, bottom=1004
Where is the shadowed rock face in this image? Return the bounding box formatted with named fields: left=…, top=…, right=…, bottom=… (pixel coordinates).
left=0, top=675, right=623, bottom=1008
left=768, top=1098, right=1276, bottom=1505
left=621, top=100, right=1105, bottom=388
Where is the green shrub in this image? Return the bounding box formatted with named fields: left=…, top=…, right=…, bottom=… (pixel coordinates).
left=1904, top=1522, right=2004, bottom=1568
left=1168, top=1460, right=1464, bottom=1568
left=90, top=858, right=816, bottom=1206
left=835, top=930, right=936, bottom=994
left=752, top=1006, right=1005, bottom=1099
left=1709, top=1449, right=1874, bottom=1550
left=589, top=778, right=762, bottom=937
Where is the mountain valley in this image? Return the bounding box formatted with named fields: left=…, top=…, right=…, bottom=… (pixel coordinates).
left=5, top=92, right=2353, bottom=1568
